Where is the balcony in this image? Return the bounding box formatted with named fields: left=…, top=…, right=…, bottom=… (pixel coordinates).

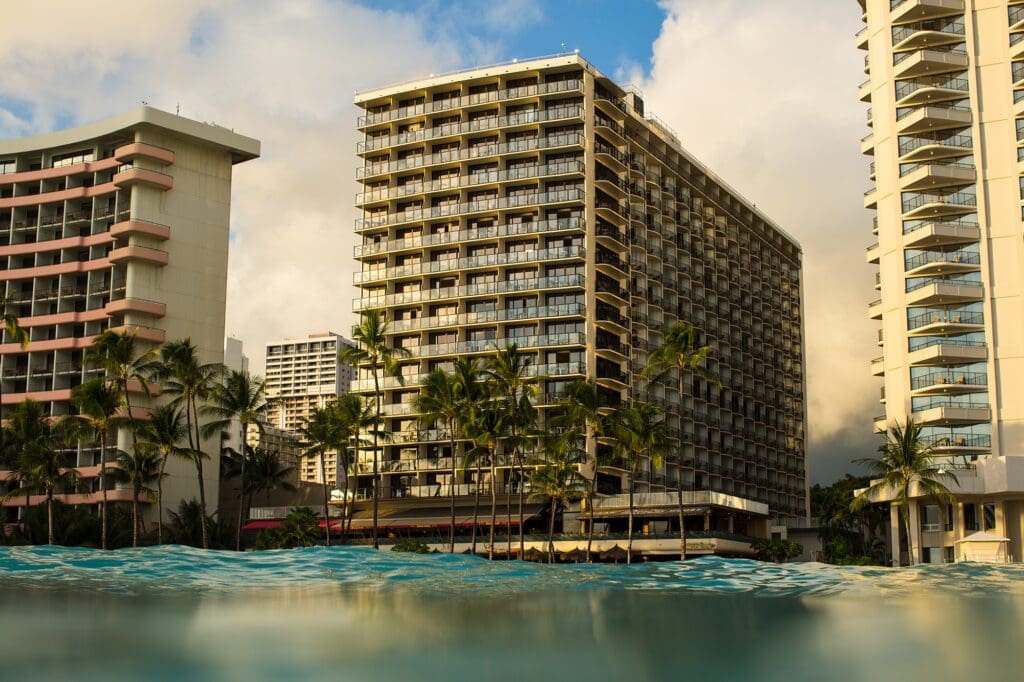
left=905, top=281, right=983, bottom=306
left=902, top=221, right=979, bottom=248
left=899, top=132, right=972, bottom=164
left=868, top=298, right=884, bottom=319
left=856, top=25, right=869, bottom=50
left=104, top=298, right=167, bottom=318
left=926, top=434, right=990, bottom=454
left=355, top=273, right=585, bottom=311
left=896, top=105, right=971, bottom=135
left=911, top=369, right=987, bottom=396
left=904, top=249, right=979, bottom=277
left=864, top=187, right=878, bottom=209
left=900, top=162, right=974, bottom=191
left=860, top=132, right=875, bottom=155
left=353, top=245, right=584, bottom=284
left=895, top=75, right=969, bottom=107
left=871, top=356, right=885, bottom=376
left=108, top=219, right=170, bottom=241
left=113, top=142, right=175, bottom=166
left=890, top=0, right=965, bottom=27
left=859, top=78, right=872, bottom=103
left=891, top=18, right=965, bottom=52
left=107, top=324, right=166, bottom=344
left=912, top=403, right=990, bottom=427
left=866, top=242, right=881, bottom=264
left=107, top=245, right=169, bottom=266
left=907, top=340, right=987, bottom=366
left=354, top=216, right=582, bottom=258
left=901, top=190, right=975, bottom=219
left=112, top=167, right=173, bottom=191
left=907, top=309, right=984, bottom=336
left=893, top=49, right=968, bottom=79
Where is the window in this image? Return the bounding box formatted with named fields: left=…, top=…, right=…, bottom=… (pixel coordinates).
left=0, top=159, right=14, bottom=174
left=983, top=503, right=997, bottom=531
left=921, top=505, right=940, bottom=532
left=506, top=324, right=535, bottom=339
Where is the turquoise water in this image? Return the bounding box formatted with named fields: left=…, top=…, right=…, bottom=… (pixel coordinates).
left=1, top=546, right=1022, bottom=681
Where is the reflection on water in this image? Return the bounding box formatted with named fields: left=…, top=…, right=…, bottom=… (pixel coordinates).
left=1, top=546, right=1022, bottom=681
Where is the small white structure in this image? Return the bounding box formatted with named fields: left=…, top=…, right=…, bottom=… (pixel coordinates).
left=956, top=532, right=1010, bottom=563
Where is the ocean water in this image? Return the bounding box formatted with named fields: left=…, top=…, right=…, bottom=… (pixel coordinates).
left=1, top=546, right=1022, bottom=682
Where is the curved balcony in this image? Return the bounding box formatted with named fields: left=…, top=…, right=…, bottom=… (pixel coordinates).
left=890, top=0, right=965, bottom=27
left=901, top=190, right=975, bottom=219
left=108, top=324, right=166, bottom=344
left=905, top=281, right=982, bottom=306
left=900, top=162, right=974, bottom=191
left=897, top=105, right=971, bottom=134
left=892, top=19, right=965, bottom=52
left=911, top=369, right=987, bottom=396
left=908, top=340, right=987, bottom=366
left=904, top=250, right=979, bottom=277
left=0, top=232, right=112, bottom=257
left=0, top=157, right=119, bottom=187
left=108, top=219, right=170, bottom=241
left=899, top=132, right=972, bottom=164
left=895, top=75, right=969, bottom=107
left=902, top=221, right=979, bottom=248
left=912, top=403, right=990, bottom=427
left=0, top=181, right=117, bottom=210
left=893, top=49, right=968, bottom=80
left=907, top=310, right=983, bottom=336
left=104, top=297, right=167, bottom=318
left=108, top=245, right=169, bottom=266
left=113, top=142, right=174, bottom=166
left=925, top=434, right=990, bottom=455
left=0, top=257, right=111, bottom=282
left=112, top=166, right=172, bottom=191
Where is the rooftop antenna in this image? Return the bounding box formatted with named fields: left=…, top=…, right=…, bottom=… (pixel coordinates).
left=176, top=103, right=180, bottom=115
left=560, top=42, right=567, bottom=53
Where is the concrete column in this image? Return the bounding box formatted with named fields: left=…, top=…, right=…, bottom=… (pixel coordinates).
left=727, top=516, right=734, bottom=534
left=996, top=501, right=1007, bottom=536
left=703, top=512, right=710, bottom=532
left=956, top=501, right=966, bottom=562
left=890, top=504, right=901, bottom=566
left=908, top=501, right=921, bottom=564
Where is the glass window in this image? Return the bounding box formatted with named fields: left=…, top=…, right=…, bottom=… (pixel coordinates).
left=983, top=503, right=997, bottom=531
left=964, top=503, right=979, bottom=531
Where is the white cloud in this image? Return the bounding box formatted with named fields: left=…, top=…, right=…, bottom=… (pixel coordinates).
left=637, top=0, right=878, bottom=481
left=1, top=0, right=462, bottom=373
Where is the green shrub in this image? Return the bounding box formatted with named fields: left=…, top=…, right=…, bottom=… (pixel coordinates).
left=392, top=539, right=430, bottom=554
left=752, top=538, right=803, bottom=563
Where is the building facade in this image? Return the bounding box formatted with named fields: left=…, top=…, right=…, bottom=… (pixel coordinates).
left=351, top=54, right=807, bottom=528
left=265, top=332, right=355, bottom=485
left=0, top=107, right=259, bottom=525
left=858, top=0, right=1024, bottom=561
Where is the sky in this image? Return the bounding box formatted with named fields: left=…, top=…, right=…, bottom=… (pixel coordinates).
left=0, top=0, right=875, bottom=484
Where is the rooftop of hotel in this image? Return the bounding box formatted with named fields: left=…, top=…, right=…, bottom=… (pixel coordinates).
left=0, top=106, right=260, bottom=163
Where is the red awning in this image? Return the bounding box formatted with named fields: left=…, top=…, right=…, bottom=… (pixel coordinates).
left=242, top=520, right=283, bottom=530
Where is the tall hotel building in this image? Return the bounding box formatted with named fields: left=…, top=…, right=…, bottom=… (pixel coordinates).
left=265, top=332, right=355, bottom=485
left=352, top=54, right=808, bottom=525
left=0, top=107, right=259, bottom=524
left=858, top=0, right=1024, bottom=562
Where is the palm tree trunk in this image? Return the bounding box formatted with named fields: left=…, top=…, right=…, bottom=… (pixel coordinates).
left=100, top=431, right=108, bottom=550
left=23, top=485, right=32, bottom=545
left=471, top=455, right=482, bottom=556
left=338, top=446, right=350, bottom=545
left=157, top=452, right=169, bottom=545
left=586, top=484, right=595, bottom=564
left=518, top=451, right=525, bottom=560
left=47, top=490, right=54, bottom=545
left=548, top=499, right=557, bottom=564
left=191, top=395, right=209, bottom=550
left=489, top=448, right=497, bottom=560
left=235, top=420, right=247, bottom=551
left=448, top=428, right=457, bottom=554
left=132, top=483, right=140, bottom=548
left=505, top=460, right=513, bottom=558
left=372, top=368, right=381, bottom=550
left=319, top=449, right=331, bottom=547
left=678, top=375, right=687, bottom=562
left=627, top=465, right=635, bottom=565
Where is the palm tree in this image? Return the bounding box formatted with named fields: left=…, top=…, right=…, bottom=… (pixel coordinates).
left=463, top=401, right=508, bottom=559
left=330, top=394, right=375, bottom=542
left=643, top=321, right=717, bottom=561
left=203, top=369, right=273, bottom=551
left=853, top=419, right=958, bottom=566
left=0, top=294, right=30, bottom=420
left=528, top=428, right=587, bottom=563
left=68, top=378, right=123, bottom=550
left=86, top=329, right=158, bottom=459
left=413, top=368, right=464, bottom=554
left=246, top=447, right=296, bottom=505
left=137, top=404, right=193, bottom=544
left=296, top=406, right=340, bottom=546
left=154, top=339, right=223, bottom=549
left=555, top=378, right=606, bottom=562
left=484, top=342, right=537, bottom=559
left=611, top=402, right=670, bottom=564
left=1, top=399, right=79, bottom=545
left=452, top=359, right=484, bottom=553
left=338, top=309, right=410, bottom=550
left=114, top=447, right=161, bottom=547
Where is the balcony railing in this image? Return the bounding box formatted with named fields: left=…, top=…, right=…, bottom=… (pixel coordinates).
left=387, top=302, right=585, bottom=334
left=354, top=245, right=584, bottom=284
left=904, top=250, right=980, bottom=270
left=354, top=273, right=585, bottom=311
left=901, top=189, right=976, bottom=212
left=379, top=332, right=586, bottom=361
left=357, top=105, right=584, bottom=153
left=907, top=309, right=983, bottom=330
left=354, top=216, right=582, bottom=257
left=895, top=75, right=970, bottom=101
left=923, top=434, right=990, bottom=449
left=356, top=188, right=585, bottom=230
left=898, top=130, right=972, bottom=156
left=357, top=78, right=583, bottom=126
left=355, top=160, right=585, bottom=204
left=911, top=370, right=987, bottom=390
left=892, top=18, right=965, bottom=45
